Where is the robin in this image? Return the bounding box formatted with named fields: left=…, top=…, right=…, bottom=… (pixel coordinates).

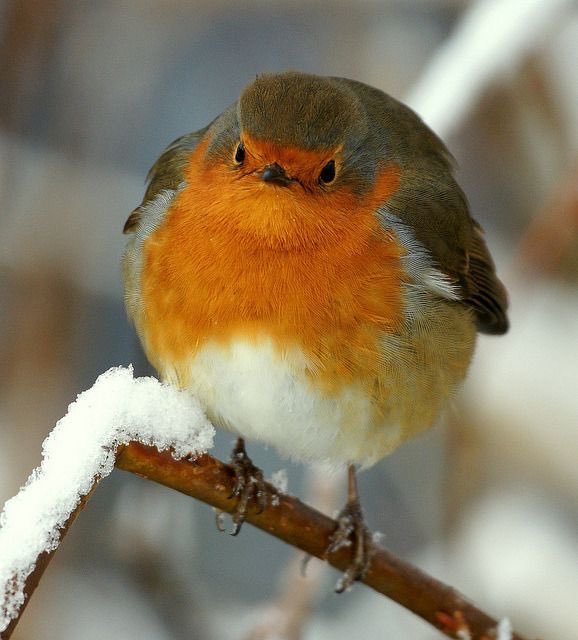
left=123, top=71, right=508, bottom=590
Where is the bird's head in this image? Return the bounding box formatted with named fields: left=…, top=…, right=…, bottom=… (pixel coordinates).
left=234, top=71, right=371, bottom=191
left=180, top=72, right=400, bottom=251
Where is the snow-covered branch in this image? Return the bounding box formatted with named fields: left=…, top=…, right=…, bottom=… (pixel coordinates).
left=0, top=367, right=214, bottom=637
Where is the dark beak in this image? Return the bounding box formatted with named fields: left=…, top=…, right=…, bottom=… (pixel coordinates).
left=260, top=163, right=293, bottom=186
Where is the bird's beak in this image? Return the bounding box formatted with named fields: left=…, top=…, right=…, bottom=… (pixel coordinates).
left=260, top=163, right=293, bottom=186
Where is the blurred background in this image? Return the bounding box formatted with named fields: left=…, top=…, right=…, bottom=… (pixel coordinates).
left=1, top=0, right=577, bottom=638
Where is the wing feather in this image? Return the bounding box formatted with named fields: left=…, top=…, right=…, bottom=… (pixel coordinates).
left=123, top=128, right=208, bottom=234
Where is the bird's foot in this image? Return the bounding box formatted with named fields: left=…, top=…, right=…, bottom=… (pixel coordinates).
left=326, top=466, right=373, bottom=593
left=216, top=438, right=268, bottom=536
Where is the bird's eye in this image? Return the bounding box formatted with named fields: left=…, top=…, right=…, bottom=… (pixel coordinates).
left=319, top=160, right=336, bottom=184
left=234, top=142, right=245, bottom=164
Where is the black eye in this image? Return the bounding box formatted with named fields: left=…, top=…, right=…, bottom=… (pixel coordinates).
left=234, top=142, right=245, bottom=164
left=319, top=160, right=336, bottom=184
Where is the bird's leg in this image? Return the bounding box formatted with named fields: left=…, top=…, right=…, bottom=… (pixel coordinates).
left=217, top=437, right=268, bottom=536
left=326, top=464, right=373, bottom=593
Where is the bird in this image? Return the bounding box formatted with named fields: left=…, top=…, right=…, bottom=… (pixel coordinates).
left=122, top=71, right=508, bottom=590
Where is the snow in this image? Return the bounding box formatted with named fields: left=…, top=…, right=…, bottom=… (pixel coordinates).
left=496, top=618, right=513, bottom=640
left=0, top=366, right=214, bottom=633
left=269, top=469, right=288, bottom=495
left=371, top=531, right=386, bottom=546
left=447, top=616, right=511, bottom=640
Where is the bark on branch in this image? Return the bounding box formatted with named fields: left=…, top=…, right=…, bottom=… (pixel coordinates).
left=116, top=443, right=529, bottom=640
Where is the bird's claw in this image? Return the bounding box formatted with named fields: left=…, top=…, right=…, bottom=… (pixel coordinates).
left=216, top=438, right=268, bottom=536
left=326, top=497, right=373, bottom=593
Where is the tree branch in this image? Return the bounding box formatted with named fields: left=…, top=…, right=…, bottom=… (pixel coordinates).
left=3, top=441, right=532, bottom=639
left=115, top=443, right=531, bottom=640
left=1, top=488, right=95, bottom=639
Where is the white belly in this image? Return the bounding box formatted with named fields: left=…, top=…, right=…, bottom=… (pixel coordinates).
left=160, top=338, right=403, bottom=468
left=154, top=297, right=476, bottom=468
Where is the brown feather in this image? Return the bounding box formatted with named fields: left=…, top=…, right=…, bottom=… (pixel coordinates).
left=463, top=224, right=509, bottom=334
left=123, top=207, right=142, bottom=233
left=122, top=128, right=208, bottom=234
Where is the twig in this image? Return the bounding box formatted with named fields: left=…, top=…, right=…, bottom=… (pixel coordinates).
left=115, top=443, right=531, bottom=640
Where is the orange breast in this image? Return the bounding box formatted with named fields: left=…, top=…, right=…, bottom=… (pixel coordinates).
left=140, top=138, right=405, bottom=394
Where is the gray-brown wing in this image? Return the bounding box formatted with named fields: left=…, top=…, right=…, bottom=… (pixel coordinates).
left=334, top=76, right=509, bottom=335
left=462, top=222, right=509, bottom=334
left=123, top=127, right=208, bottom=234
left=383, top=167, right=509, bottom=335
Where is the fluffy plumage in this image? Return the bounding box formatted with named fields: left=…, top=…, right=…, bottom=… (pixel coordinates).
left=123, top=71, right=508, bottom=467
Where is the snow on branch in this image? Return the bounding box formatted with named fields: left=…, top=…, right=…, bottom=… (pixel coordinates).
left=406, top=0, right=574, bottom=138
left=497, top=618, right=514, bottom=640
left=0, top=367, right=214, bottom=634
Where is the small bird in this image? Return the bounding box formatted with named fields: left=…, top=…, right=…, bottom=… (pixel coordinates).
left=123, top=71, right=508, bottom=589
